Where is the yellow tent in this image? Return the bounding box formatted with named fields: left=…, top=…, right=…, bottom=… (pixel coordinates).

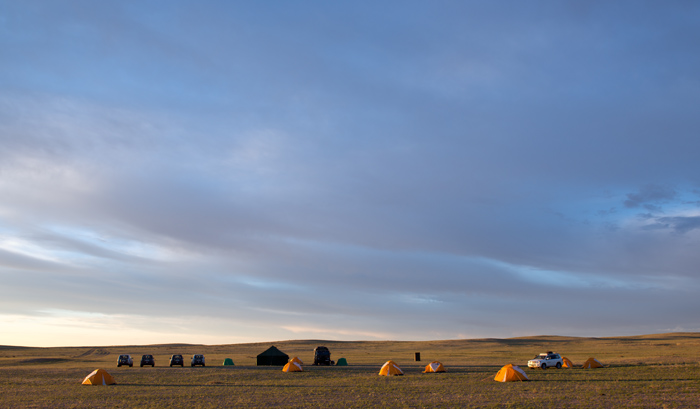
left=282, top=357, right=303, bottom=372
left=423, top=361, right=446, bottom=373
left=561, top=357, right=574, bottom=368
left=81, top=369, right=116, bottom=385
left=582, top=357, right=603, bottom=369
left=378, top=360, right=404, bottom=376
left=494, top=364, right=529, bottom=382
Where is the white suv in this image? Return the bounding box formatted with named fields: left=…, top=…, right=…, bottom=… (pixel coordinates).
left=528, top=352, right=562, bottom=369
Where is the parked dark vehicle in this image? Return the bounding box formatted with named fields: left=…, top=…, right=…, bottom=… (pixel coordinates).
left=169, top=354, right=184, bottom=367
left=191, top=354, right=206, bottom=367
left=140, top=354, right=155, bottom=367
left=313, top=346, right=334, bottom=366
left=117, top=354, right=133, bottom=367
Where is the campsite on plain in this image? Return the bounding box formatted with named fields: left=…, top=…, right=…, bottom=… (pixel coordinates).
left=2, top=333, right=700, bottom=408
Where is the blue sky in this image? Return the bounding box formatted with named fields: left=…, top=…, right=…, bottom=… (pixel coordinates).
left=1, top=0, right=700, bottom=346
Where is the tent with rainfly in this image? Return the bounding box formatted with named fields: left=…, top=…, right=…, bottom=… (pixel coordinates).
left=336, top=357, right=348, bottom=366
left=378, top=360, right=404, bottom=376
left=282, top=357, right=303, bottom=372
left=423, top=361, right=446, bottom=373
left=494, top=364, right=529, bottom=382
left=223, top=358, right=235, bottom=366
left=561, top=357, right=574, bottom=368
left=82, top=369, right=116, bottom=385
left=582, top=357, right=603, bottom=369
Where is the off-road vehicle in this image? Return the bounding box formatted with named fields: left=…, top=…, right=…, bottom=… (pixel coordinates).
left=140, top=354, right=155, bottom=367
left=191, top=354, right=206, bottom=367
left=117, top=354, right=133, bottom=367
left=528, top=351, right=563, bottom=369
left=169, top=354, right=184, bottom=367
left=313, top=346, right=334, bottom=365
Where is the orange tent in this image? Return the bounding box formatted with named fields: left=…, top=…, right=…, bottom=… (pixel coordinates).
left=82, top=369, right=116, bottom=385
left=378, top=360, right=404, bottom=376
left=582, top=357, right=603, bottom=369
left=561, top=357, right=574, bottom=368
left=494, top=364, right=529, bottom=382
left=423, top=361, right=446, bottom=373
left=282, top=357, right=303, bottom=372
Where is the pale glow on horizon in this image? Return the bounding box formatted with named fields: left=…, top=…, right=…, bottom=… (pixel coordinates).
left=280, top=325, right=392, bottom=341
left=0, top=312, right=259, bottom=347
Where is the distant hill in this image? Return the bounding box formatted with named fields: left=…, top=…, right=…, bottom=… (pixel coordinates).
left=2, top=332, right=699, bottom=368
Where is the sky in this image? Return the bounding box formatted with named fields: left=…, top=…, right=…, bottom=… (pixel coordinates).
left=1, top=1, right=700, bottom=347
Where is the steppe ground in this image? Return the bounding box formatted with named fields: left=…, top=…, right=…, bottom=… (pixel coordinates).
left=2, top=333, right=700, bottom=408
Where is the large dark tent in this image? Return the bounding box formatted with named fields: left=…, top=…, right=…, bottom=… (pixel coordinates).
left=257, top=346, right=289, bottom=366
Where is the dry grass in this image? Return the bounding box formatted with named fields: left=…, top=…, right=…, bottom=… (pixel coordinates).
left=2, top=333, right=700, bottom=408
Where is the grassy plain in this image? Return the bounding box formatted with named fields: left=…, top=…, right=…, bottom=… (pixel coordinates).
left=1, top=333, right=700, bottom=408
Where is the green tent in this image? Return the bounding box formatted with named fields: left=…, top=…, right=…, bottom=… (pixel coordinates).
left=336, top=357, right=348, bottom=366
left=223, top=358, right=234, bottom=366
left=257, top=346, right=289, bottom=366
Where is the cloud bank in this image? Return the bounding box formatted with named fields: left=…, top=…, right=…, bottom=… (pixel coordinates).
left=1, top=1, right=700, bottom=346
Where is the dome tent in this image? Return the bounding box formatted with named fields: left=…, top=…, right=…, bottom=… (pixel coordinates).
left=494, top=364, right=529, bottom=382
left=282, top=357, right=304, bottom=372
left=561, top=357, right=574, bottom=368
left=378, top=360, right=404, bottom=376
left=582, top=357, right=603, bottom=369
left=423, top=361, right=446, bottom=373
left=82, top=369, right=116, bottom=386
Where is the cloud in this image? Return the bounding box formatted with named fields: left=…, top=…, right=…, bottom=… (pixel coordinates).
left=624, top=184, right=677, bottom=210
left=652, top=216, right=700, bottom=234
left=2, top=1, right=700, bottom=345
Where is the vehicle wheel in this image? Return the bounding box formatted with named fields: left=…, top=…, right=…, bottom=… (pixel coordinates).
left=556, top=362, right=562, bottom=369
left=541, top=364, right=547, bottom=370
left=129, top=364, right=133, bottom=367
left=117, top=364, right=121, bottom=367
left=170, top=364, right=173, bottom=367
left=202, top=364, right=206, bottom=367
left=140, top=364, right=143, bottom=367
